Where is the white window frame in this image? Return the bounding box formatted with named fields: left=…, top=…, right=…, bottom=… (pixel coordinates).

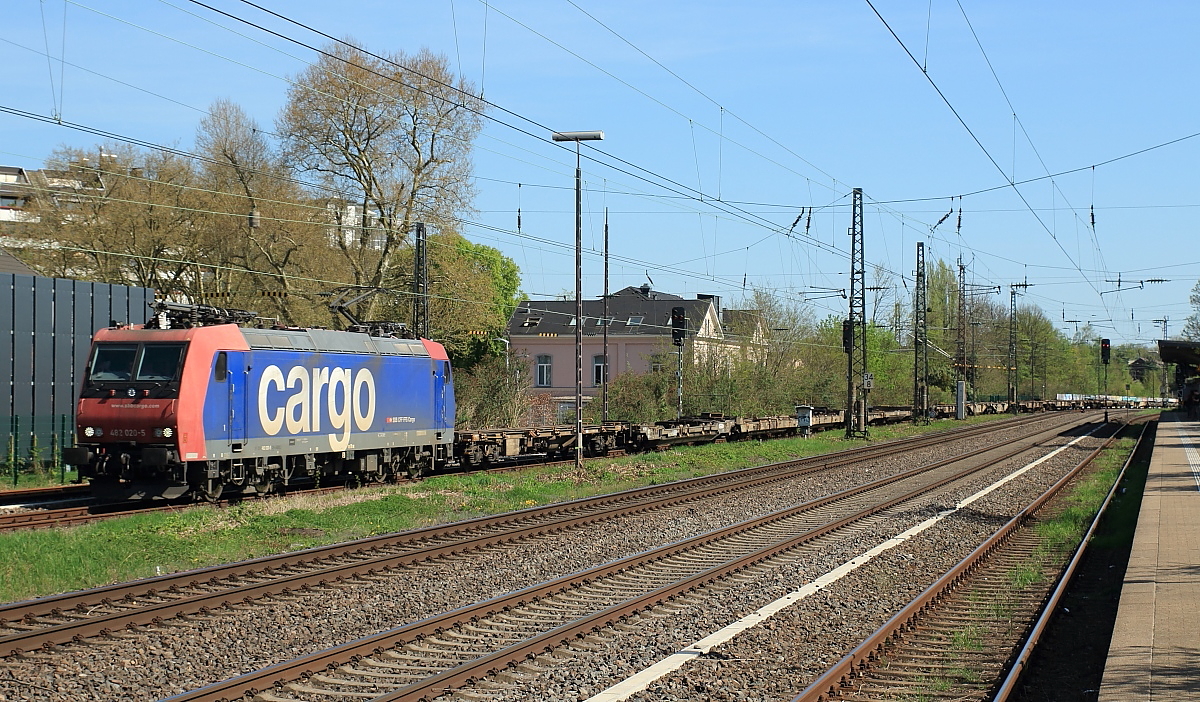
left=536, top=355, right=552, bottom=387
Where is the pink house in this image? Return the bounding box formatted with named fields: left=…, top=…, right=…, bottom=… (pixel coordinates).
left=505, top=285, right=749, bottom=411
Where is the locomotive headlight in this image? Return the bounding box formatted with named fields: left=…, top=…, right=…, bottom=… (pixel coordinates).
left=153, top=428, right=162, bottom=438
left=162, top=427, right=174, bottom=438
left=83, top=426, right=95, bottom=437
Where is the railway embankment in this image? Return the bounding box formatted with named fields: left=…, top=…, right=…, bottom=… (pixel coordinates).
left=0, top=413, right=1015, bottom=603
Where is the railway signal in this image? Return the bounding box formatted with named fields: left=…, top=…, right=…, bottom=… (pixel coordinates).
left=671, top=307, right=687, bottom=346
left=1101, top=338, right=1111, bottom=365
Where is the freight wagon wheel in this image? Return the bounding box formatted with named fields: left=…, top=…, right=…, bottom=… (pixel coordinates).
left=463, top=445, right=485, bottom=467
left=199, top=479, right=224, bottom=502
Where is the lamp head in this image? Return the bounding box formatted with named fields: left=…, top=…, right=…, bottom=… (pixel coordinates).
left=552, top=131, right=605, bottom=142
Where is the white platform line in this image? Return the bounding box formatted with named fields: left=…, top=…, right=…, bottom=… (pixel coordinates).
left=584, top=427, right=1101, bottom=702
left=1177, top=423, right=1200, bottom=492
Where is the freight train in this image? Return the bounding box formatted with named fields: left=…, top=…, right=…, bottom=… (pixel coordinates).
left=61, top=303, right=1117, bottom=501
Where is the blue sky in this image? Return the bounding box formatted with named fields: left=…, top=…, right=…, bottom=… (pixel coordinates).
left=4, top=0, right=1198, bottom=346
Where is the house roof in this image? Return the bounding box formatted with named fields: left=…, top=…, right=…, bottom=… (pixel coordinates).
left=1159, top=340, right=1200, bottom=370
left=0, top=248, right=37, bottom=276
left=0, top=166, right=30, bottom=200
left=506, top=285, right=717, bottom=339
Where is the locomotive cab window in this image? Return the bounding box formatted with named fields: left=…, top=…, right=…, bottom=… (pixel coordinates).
left=89, top=344, right=138, bottom=381
left=136, top=344, right=186, bottom=381
left=214, top=352, right=228, bottom=382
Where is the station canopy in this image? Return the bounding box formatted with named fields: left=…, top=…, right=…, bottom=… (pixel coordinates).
left=1158, top=340, right=1200, bottom=372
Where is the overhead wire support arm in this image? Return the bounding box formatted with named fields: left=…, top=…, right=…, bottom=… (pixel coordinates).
left=1100, top=274, right=1170, bottom=295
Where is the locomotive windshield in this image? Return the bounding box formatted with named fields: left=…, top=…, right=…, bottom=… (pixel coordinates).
left=90, top=345, right=138, bottom=380
left=136, top=344, right=186, bottom=381
left=89, top=343, right=186, bottom=382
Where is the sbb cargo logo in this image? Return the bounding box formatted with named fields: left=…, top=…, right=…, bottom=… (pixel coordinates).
left=257, top=365, right=376, bottom=451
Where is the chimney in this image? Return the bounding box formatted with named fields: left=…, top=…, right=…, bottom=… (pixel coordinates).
left=697, top=294, right=721, bottom=315
left=639, top=283, right=652, bottom=297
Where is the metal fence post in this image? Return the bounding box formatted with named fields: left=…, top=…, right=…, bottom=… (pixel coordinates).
left=60, top=414, right=70, bottom=484
left=9, top=415, right=18, bottom=487
left=52, top=416, right=61, bottom=484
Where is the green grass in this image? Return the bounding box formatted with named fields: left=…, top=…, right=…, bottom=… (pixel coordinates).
left=952, top=625, right=985, bottom=651
left=0, top=467, right=81, bottom=490
left=1032, top=435, right=1136, bottom=561
left=946, top=665, right=981, bottom=683
left=0, top=414, right=1016, bottom=603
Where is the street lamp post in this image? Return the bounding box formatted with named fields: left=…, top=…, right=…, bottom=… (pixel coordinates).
left=552, top=130, right=604, bottom=474
left=491, top=337, right=510, bottom=372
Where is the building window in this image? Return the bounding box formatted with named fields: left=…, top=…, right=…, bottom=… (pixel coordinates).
left=536, top=355, right=552, bottom=387
left=596, top=317, right=614, bottom=326
left=593, top=354, right=607, bottom=386
left=521, top=317, right=542, bottom=327
left=626, top=316, right=643, bottom=326
left=567, top=317, right=577, bottom=326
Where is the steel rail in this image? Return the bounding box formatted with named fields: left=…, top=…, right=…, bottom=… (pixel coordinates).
left=791, top=421, right=1129, bottom=702
left=991, top=419, right=1152, bottom=701
left=0, top=484, right=353, bottom=533
left=0, top=412, right=1064, bottom=620
left=0, top=483, right=90, bottom=506
left=0, top=414, right=1092, bottom=656
left=161, top=416, right=1099, bottom=702
left=0, top=414, right=1033, bottom=535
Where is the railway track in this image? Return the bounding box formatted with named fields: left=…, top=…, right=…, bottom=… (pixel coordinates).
left=0, top=412, right=1081, bottom=657
left=153, top=413, right=1113, bottom=701
left=0, top=413, right=1046, bottom=534
left=793, top=420, right=1148, bottom=702
left=0, top=484, right=358, bottom=533
left=0, top=483, right=90, bottom=507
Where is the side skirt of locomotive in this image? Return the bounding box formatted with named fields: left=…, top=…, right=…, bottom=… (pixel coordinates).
left=69, top=441, right=453, bottom=501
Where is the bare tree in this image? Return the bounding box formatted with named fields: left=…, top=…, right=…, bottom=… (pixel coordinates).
left=277, top=41, right=483, bottom=318
left=1185, top=279, right=1200, bottom=341
left=21, top=144, right=200, bottom=293
left=195, top=100, right=327, bottom=324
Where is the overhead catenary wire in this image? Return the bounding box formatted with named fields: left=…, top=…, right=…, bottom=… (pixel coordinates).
left=863, top=0, right=1107, bottom=310
left=14, top=0, right=1171, bottom=314
left=3, top=134, right=855, bottom=317
left=5, top=2, right=1184, bottom=343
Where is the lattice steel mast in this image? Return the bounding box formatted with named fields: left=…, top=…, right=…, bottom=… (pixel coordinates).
left=1008, top=281, right=1031, bottom=409
left=412, top=222, right=429, bottom=339
left=913, top=241, right=929, bottom=424
left=845, top=188, right=869, bottom=439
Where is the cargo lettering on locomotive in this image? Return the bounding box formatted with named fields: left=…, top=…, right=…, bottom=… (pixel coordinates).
left=258, top=364, right=377, bottom=451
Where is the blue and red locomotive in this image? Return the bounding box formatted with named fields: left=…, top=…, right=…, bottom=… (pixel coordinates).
left=65, top=304, right=455, bottom=500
